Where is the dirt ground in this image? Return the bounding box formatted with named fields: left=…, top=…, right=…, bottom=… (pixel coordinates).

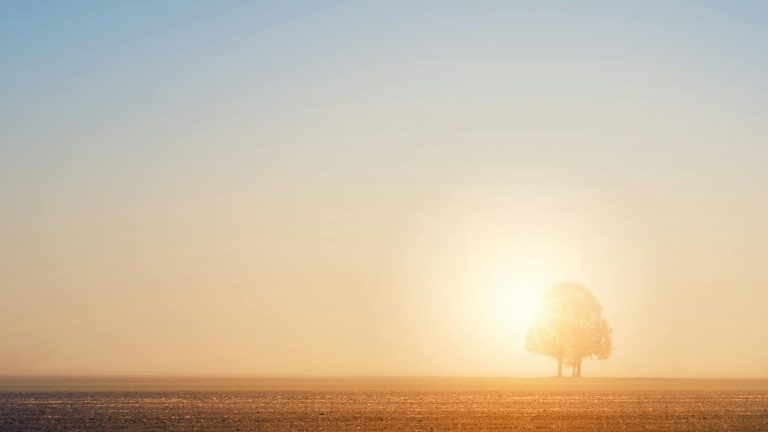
left=0, top=377, right=766, bottom=431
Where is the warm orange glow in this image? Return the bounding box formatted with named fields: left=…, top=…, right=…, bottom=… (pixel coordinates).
left=2, top=1, right=767, bottom=381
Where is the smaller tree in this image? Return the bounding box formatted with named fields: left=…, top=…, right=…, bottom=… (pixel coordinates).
left=526, top=315, right=565, bottom=377
left=525, top=282, right=612, bottom=377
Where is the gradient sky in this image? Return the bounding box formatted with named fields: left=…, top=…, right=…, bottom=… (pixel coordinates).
left=2, top=1, right=768, bottom=377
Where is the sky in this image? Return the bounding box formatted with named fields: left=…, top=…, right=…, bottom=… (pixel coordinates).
left=2, top=1, right=768, bottom=377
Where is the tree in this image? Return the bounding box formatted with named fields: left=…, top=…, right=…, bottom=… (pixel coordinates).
left=525, top=282, right=612, bottom=377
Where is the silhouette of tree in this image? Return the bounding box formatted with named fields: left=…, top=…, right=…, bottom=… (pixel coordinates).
left=525, top=282, right=612, bottom=377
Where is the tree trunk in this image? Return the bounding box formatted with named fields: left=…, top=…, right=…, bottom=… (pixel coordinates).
left=576, top=359, right=582, bottom=377
left=557, top=358, right=562, bottom=377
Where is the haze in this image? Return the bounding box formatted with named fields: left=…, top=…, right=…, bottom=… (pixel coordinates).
left=2, top=1, right=767, bottom=378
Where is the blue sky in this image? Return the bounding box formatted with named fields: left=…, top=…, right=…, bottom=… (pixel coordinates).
left=2, top=1, right=768, bottom=376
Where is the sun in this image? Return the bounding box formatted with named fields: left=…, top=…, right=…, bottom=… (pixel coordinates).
left=473, top=256, right=551, bottom=340
left=508, top=287, right=541, bottom=329
left=486, top=282, right=542, bottom=337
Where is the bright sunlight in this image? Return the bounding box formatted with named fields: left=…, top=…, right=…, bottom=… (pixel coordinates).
left=485, top=270, right=545, bottom=337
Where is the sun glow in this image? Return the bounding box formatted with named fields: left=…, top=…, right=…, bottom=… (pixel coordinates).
left=484, top=269, right=547, bottom=338
left=495, top=285, right=541, bottom=334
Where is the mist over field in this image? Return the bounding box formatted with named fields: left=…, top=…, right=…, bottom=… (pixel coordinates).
left=3, top=1, right=768, bottom=380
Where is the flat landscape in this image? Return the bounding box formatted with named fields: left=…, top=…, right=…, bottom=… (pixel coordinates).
left=0, top=377, right=766, bottom=431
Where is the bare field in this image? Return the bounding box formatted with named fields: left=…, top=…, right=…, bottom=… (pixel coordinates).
left=0, top=377, right=766, bottom=431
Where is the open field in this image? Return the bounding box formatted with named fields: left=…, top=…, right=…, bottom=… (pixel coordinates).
left=0, top=377, right=766, bottom=431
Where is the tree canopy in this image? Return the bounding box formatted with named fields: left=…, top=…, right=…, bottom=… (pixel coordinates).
left=526, top=282, right=612, bottom=377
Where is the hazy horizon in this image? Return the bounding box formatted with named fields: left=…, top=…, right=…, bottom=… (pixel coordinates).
left=3, top=1, right=768, bottom=378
